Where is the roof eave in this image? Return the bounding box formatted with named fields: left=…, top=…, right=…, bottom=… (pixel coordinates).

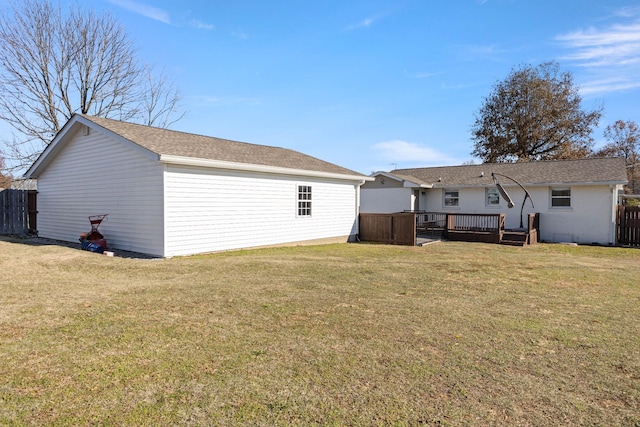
left=432, top=180, right=628, bottom=188
left=159, top=154, right=373, bottom=182
left=371, top=171, right=433, bottom=188
left=24, top=114, right=159, bottom=178
left=24, top=115, right=83, bottom=178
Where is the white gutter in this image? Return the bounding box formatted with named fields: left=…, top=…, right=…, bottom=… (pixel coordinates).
left=159, top=154, right=374, bottom=182
left=436, top=181, right=627, bottom=189
left=610, top=184, right=619, bottom=245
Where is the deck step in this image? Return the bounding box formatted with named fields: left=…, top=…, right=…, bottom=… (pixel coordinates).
left=501, top=231, right=529, bottom=246
left=500, top=239, right=527, bottom=246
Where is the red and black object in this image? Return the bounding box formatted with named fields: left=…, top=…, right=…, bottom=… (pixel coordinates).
left=80, top=214, right=108, bottom=252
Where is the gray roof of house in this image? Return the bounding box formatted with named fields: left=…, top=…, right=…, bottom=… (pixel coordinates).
left=81, top=115, right=364, bottom=177
left=390, top=157, right=628, bottom=187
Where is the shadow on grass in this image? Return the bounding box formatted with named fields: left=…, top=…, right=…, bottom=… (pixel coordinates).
left=0, top=234, right=161, bottom=260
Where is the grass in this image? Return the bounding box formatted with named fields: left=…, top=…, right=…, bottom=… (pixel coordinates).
left=0, top=237, right=639, bottom=426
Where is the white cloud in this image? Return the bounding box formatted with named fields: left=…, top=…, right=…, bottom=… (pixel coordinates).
left=107, top=0, right=171, bottom=24
left=613, top=6, right=640, bottom=19
left=232, top=30, right=249, bottom=40
left=454, top=43, right=509, bottom=63
left=345, top=16, right=378, bottom=31
left=190, top=20, right=214, bottom=31
left=413, top=71, right=440, bottom=79
left=190, top=95, right=261, bottom=107
left=579, top=76, right=640, bottom=95
left=557, top=22, right=640, bottom=67
left=372, top=140, right=460, bottom=166
left=556, top=8, right=640, bottom=96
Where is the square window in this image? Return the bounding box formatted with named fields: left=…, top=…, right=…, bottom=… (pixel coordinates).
left=551, top=188, right=571, bottom=207
left=444, top=190, right=459, bottom=207
left=297, top=185, right=312, bottom=216
left=486, top=188, right=500, bottom=206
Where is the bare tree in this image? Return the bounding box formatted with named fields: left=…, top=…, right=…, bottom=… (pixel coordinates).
left=595, top=120, right=640, bottom=193
left=0, top=0, right=183, bottom=172
left=471, top=62, right=602, bottom=163
left=141, top=68, right=186, bottom=128
left=0, top=156, right=12, bottom=188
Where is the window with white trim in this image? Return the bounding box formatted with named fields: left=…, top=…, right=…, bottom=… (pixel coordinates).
left=551, top=187, right=571, bottom=207
left=486, top=188, right=500, bottom=206
left=297, top=185, right=312, bottom=216
left=443, top=189, right=459, bottom=207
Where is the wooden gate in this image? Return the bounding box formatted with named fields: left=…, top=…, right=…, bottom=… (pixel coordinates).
left=617, top=205, right=640, bottom=246
left=0, top=189, right=37, bottom=235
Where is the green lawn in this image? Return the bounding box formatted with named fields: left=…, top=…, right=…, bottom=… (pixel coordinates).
left=1, top=237, right=639, bottom=426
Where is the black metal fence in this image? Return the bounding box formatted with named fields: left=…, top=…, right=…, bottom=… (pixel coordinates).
left=0, top=189, right=37, bottom=235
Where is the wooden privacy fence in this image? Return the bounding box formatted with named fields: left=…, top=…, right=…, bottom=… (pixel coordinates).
left=0, top=189, right=37, bottom=235
left=617, top=205, right=640, bottom=246
left=359, top=212, right=416, bottom=246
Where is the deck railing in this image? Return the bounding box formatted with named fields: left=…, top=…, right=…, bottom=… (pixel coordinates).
left=404, top=211, right=505, bottom=243
left=361, top=211, right=536, bottom=246
left=415, top=212, right=447, bottom=230
left=443, top=213, right=505, bottom=243
left=446, top=213, right=504, bottom=232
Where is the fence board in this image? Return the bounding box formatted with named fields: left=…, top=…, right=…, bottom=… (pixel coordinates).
left=618, top=205, right=640, bottom=246
left=0, top=189, right=37, bottom=235
left=393, top=214, right=417, bottom=246
left=359, top=213, right=416, bottom=246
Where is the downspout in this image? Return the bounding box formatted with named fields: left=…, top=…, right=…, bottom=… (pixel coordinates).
left=355, top=179, right=366, bottom=241
left=610, top=184, right=616, bottom=245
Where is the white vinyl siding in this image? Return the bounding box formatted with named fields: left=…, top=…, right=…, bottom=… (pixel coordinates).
left=36, top=131, right=165, bottom=256
left=422, top=184, right=619, bottom=245
left=360, top=187, right=415, bottom=213
left=163, top=165, right=358, bottom=256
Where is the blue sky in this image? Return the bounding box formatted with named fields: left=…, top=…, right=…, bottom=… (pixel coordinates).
left=6, top=0, right=640, bottom=174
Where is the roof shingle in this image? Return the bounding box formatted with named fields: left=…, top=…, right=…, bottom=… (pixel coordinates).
left=82, top=115, right=363, bottom=177
left=390, top=158, right=628, bottom=187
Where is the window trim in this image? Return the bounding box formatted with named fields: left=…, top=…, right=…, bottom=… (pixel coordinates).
left=297, top=185, right=312, bottom=217
left=443, top=189, right=459, bottom=208
left=550, top=187, right=571, bottom=208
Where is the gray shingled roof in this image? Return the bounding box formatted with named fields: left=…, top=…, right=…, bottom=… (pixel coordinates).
left=81, top=115, right=363, bottom=177
left=390, top=158, right=628, bottom=187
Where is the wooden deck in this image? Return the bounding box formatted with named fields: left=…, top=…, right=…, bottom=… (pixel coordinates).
left=360, top=212, right=540, bottom=247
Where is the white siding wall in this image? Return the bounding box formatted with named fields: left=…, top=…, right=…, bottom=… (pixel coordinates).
left=423, top=185, right=618, bottom=244
left=424, top=187, right=507, bottom=214
left=360, top=188, right=414, bottom=213
left=535, top=185, right=617, bottom=245
left=164, top=165, right=359, bottom=256
left=37, top=130, right=165, bottom=255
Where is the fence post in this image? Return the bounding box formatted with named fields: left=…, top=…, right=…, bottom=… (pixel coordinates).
left=445, top=214, right=455, bottom=238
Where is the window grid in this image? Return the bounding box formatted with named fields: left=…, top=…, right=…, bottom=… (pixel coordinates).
left=443, top=190, right=459, bottom=207
left=486, top=188, right=500, bottom=206
left=298, top=185, right=312, bottom=216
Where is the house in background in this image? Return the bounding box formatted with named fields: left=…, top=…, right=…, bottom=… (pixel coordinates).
left=361, top=158, right=628, bottom=245
left=25, top=114, right=372, bottom=257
